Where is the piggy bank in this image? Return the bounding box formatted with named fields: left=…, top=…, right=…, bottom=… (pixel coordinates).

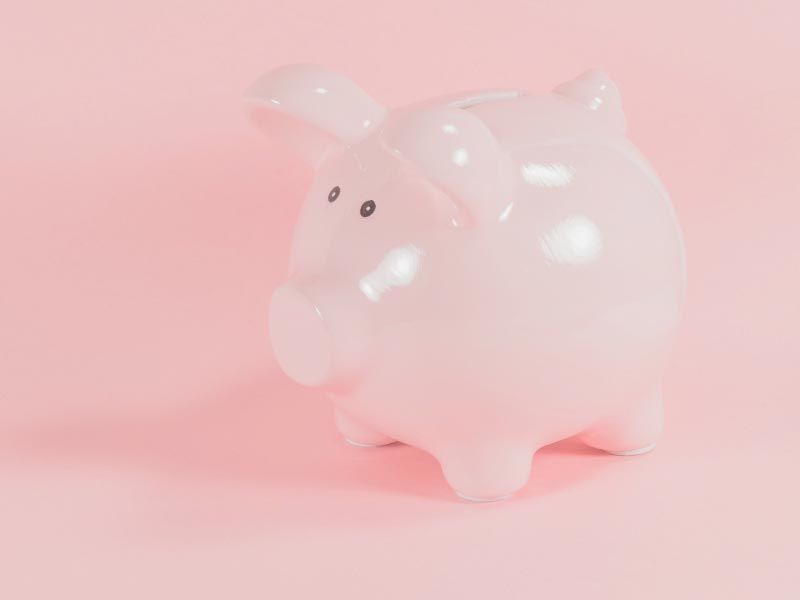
left=247, top=64, right=685, bottom=501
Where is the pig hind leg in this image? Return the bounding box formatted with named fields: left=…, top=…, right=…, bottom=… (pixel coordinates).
left=335, top=408, right=396, bottom=447
left=579, top=386, right=663, bottom=455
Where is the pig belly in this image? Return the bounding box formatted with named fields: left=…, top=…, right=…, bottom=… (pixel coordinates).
left=335, top=296, right=675, bottom=454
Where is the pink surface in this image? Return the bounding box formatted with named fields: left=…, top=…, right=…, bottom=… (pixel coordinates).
left=1, top=1, right=798, bottom=598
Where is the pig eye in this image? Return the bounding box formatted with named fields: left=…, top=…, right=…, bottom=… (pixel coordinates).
left=360, top=200, right=376, bottom=218
left=328, top=186, right=340, bottom=203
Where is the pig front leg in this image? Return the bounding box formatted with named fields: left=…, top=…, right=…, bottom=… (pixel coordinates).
left=438, top=442, right=534, bottom=502
left=334, top=408, right=396, bottom=447
left=579, top=387, right=663, bottom=455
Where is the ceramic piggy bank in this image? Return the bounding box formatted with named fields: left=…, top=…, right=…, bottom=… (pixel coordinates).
left=247, top=64, right=685, bottom=501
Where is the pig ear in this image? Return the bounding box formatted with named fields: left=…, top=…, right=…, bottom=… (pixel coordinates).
left=553, top=68, right=626, bottom=133
left=383, top=107, right=511, bottom=225
left=245, top=64, right=386, bottom=166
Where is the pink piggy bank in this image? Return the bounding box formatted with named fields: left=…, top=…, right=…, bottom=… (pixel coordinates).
left=247, top=65, right=685, bottom=501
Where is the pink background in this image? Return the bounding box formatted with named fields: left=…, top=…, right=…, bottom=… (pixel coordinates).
left=2, top=1, right=798, bottom=598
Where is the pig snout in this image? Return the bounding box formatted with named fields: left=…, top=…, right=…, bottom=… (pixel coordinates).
left=269, top=285, right=333, bottom=386
left=269, top=283, right=370, bottom=387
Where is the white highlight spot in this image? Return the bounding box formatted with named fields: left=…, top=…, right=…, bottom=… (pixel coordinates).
left=442, top=123, right=458, bottom=134
left=589, top=96, right=604, bottom=110
left=498, top=202, right=514, bottom=222
left=540, top=215, right=603, bottom=265
left=359, top=245, right=423, bottom=302
left=520, top=163, right=574, bottom=188
left=362, top=119, right=372, bottom=129
left=314, top=87, right=329, bottom=94
left=452, top=147, right=470, bottom=167
left=269, top=98, right=281, bottom=105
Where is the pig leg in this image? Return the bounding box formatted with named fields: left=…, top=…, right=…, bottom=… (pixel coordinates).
left=334, top=408, right=395, bottom=447
left=579, top=387, right=663, bottom=455
left=438, top=442, right=534, bottom=502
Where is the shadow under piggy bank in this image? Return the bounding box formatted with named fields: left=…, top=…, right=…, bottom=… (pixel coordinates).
left=6, top=370, right=616, bottom=498
left=3, top=370, right=618, bottom=539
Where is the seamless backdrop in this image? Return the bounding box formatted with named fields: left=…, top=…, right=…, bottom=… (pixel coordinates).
left=1, top=1, right=799, bottom=598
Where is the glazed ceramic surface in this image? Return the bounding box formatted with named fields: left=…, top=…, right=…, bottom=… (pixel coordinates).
left=247, top=64, right=685, bottom=501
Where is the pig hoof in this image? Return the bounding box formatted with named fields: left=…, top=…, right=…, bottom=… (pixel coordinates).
left=454, top=491, right=511, bottom=503
left=439, top=445, right=533, bottom=502
left=606, top=442, right=657, bottom=456
left=344, top=437, right=395, bottom=448
left=335, top=409, right=395, bottom=447
left=580, top=388, right=663, bottom=455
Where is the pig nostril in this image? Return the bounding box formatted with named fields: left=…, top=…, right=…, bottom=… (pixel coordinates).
left=328, top=186, right=340, bottom=202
